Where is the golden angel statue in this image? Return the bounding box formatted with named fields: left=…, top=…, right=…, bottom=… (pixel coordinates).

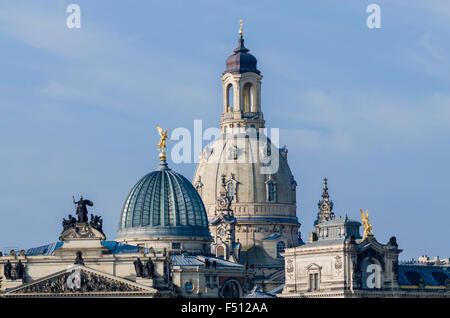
left=156, top=125, right=170, bottom=151
left=360, top=209, right=373, bottom=237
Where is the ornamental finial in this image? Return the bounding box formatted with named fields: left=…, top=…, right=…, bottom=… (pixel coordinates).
left=317, top=177, right=334, bottom=223
left=322, top=177, right=329, bottom=199
left=239, top=19, right=243, bottom=38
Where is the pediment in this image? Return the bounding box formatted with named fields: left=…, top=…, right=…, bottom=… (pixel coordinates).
left=5, top=265, right=156, bottom=296
left=358, top=236, right=386, bottom=252
left=306, top=263, right=322, bottom=271
left=59, top=223, right=106, bottom=241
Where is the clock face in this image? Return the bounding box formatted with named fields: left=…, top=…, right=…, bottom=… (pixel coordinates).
left=218, top=228, right=225, bottom=237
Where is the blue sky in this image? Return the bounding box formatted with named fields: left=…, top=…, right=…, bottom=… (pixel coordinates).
left=0, top=1, right=449, bottom=259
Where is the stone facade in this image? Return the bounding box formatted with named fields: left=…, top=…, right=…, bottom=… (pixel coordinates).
left=0, top=219, right=252, bottom=298
left=280, top=180, right=450, bottom=298
left=193, top=33, right=300, bottom=280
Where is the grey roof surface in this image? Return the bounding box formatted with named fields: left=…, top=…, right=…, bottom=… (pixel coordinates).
left=398, top=264, right=449, bottom=287
left=318, top=216, right=360, bottom=226
left=26, top=242, right=63, bottom=256
left=25, top=241, right=149, bottom=256
left=303, top=238, right=347, bottom=247
left=170, top=254, right=243, bottom=268
left=225, top=36, right=260, bottom=75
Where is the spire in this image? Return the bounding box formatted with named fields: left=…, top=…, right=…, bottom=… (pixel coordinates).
left=239, top=19, right=243, bottom=38
left=316, top=177, right=334, bottom=223
left=234, top=19, right=249, bottom=54
left=322, top=177, right=329, bottom=200
left=225, top=20, right=259, bottom=74
left=234, top=37, right=250, bottom=54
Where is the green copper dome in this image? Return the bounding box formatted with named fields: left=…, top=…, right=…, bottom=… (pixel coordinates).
left=116, top=159, right=211, bottom=240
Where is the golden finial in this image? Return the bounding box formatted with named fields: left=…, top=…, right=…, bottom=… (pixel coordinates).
left=239, top=19, right=243, bottom=37
left=360, top=209, right=373, bottom=238
left=156, top=125, right=171, bottom=160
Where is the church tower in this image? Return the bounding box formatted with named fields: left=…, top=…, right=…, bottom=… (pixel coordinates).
left=193, top=22, right=300, bottom=276
left=220, top=20, right=265, bottom=132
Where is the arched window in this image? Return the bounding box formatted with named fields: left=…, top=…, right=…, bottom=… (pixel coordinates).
left=276, top=241, right=286, bottom=258
left=216, top=245, right=225, bottom=259
left=226, top=84, right=234, bottom=111
left=267, top=181, right=276, bottom=202
left=243, top=82, right=253, bottom=112
left=221, top=280, right=241, bottom=298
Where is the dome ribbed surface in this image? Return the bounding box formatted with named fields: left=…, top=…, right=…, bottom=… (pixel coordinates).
left=225, top=37, right=260, bottom=74
left=117, top=160, right=210, bottom=239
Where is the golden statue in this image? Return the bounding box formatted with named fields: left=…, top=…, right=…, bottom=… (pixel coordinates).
left=239, top=19, right=243, bottom=37
left=156, top=125, right=171, bottom=159
left=360, top=209, right=373, bottom=237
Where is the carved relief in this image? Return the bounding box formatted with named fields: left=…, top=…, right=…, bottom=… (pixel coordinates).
left=286, top=259, right=294, bottom=280
left=11, top=268, right=145, bottom=294
left=335, top=255, right=343, bottom=275
left=228, top=145, right=239, bottom=160
left=59, top=222, right=106, bottom=241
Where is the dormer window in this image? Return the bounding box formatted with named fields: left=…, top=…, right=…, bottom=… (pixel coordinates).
left=225, top=175, right=239, bottom=202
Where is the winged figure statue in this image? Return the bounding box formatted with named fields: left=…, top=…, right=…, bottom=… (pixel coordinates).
left=156, top=125, right=171, bottom=151
left=360, top=209, right=373, bottom=237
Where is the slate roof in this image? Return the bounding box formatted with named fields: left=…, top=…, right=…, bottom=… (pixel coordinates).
left=25, top=241, right=149, bottom=256
left=170, top=254, right=243, bottom=268
left=398, top=264, right=449, bottom=287
left=225, top=36, right=260, bottom=75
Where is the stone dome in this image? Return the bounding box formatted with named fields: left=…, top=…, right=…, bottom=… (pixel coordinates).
left=225, top=37, right=260, bottom=74
left=193, top=131, right=300, bottom=264
left=194, top=132, right=297, bottom=216
left=116, top=159, right=211, bottom=244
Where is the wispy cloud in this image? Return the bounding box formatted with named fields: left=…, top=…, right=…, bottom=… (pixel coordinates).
left=0, top=3, right=121, bottom=61
left=279, top=89, right=450, bottom=153
left=397, top=30, right=450, bottom=82
left=0, top=2, right=217, bottom=115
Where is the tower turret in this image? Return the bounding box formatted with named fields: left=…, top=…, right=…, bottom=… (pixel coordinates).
left=316, top=178, right=335, bottom=224
left=193, top=22, right=300, bottom=273
left=221, top=21, right=265, bottom=132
